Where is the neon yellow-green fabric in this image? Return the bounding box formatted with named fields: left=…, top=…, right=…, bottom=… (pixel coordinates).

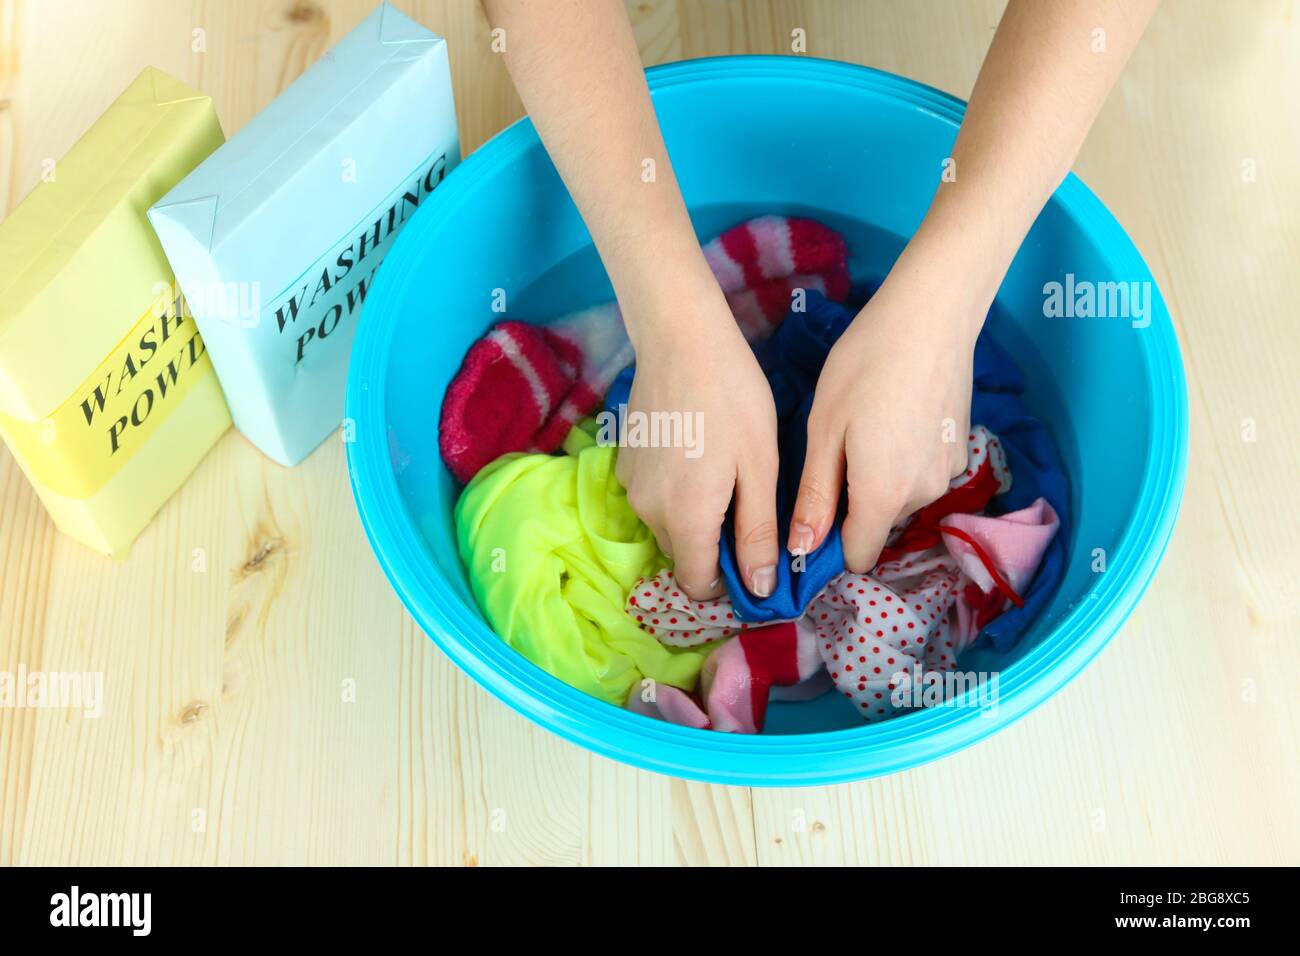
left=455, top=432, right=708, bottom=705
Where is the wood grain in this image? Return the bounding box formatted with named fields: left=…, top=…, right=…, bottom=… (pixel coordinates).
left=1, top=0, right=1296, bottom=866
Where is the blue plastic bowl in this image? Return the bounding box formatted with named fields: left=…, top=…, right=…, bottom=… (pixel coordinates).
left=346, top=56, right=1187, bottom=786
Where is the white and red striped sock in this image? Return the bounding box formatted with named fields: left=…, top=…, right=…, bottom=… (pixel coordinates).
left=440, top=216, right=850, bottom=483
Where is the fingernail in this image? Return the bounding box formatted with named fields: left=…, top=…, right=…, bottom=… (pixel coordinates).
left=708, top=577, right=722, bottom=591
left=788, top=522, right=815, bottom=555
left=750, top=565, right=776, bottom=598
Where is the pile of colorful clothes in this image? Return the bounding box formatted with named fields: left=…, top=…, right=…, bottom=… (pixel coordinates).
left=442, top=216, right=1069, bottom=733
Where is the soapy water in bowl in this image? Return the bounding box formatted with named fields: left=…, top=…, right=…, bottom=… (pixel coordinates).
left=430, top=202, right=1081, bottom=734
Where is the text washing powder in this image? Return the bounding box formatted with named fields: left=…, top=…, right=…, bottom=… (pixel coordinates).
left=0, top=68, right=230, bottom=557
left=149, top=3, right=459, bottom=466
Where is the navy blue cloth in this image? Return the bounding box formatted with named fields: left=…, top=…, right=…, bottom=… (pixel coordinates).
left=603, top=291, right=1070, bottom=651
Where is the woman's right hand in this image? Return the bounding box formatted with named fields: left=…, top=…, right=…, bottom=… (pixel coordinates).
left=615, top=279, right=780, bottom=602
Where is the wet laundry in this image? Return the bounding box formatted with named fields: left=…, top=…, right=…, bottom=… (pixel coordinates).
left=607, top=289, right=1070, bottom=634
left=626, top=493, right=1059, bottom=728
left=449, top=218, right=1070, bottom=731
left=454, top=419, right=711, bottom=705
left=626, top=618, right=825, bottom=733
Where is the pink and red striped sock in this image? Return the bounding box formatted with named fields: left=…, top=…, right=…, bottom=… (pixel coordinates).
left=625, top=618, right=825, bottom=734
left=439, top=215, right=850, bottom=484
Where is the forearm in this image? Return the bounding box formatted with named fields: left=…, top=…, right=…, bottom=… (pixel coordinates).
left=897, top=0, right=1158, bottom=328
left=482, top=0, right=717, bottom=348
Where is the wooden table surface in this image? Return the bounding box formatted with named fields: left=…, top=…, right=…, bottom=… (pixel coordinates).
left=2, top=0, right=1297, bottom=866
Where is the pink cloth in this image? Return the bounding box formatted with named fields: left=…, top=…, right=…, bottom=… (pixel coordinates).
left=625, top=682, right=712, bottom=730
left=786, top=495, right=1061, bottom=723
left=942, top=498, right=1062, bottom=643
left=626, top=621, right=826, bottom=734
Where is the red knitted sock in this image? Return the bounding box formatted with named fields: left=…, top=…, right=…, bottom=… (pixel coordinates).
left=438, top=315, right=620, bottom=484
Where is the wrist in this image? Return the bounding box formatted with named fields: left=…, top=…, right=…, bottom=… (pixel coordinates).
left=910, top=211, right=1009, bottom=301
left=909, top=164, right=1046, bottom=295
left=617, top=255, right=736, bottom=356
left=877, top=229, right=996, bottom=346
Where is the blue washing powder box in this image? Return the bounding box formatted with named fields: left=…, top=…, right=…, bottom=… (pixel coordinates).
left=148, top=3, right=459, bottom=465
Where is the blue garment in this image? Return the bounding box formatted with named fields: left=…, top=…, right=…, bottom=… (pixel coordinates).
left=604, top=291, right=1070, bottom=651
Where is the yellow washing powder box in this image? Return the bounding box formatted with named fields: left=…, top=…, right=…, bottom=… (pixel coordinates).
left=0, top=67, right=231, bottom=557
